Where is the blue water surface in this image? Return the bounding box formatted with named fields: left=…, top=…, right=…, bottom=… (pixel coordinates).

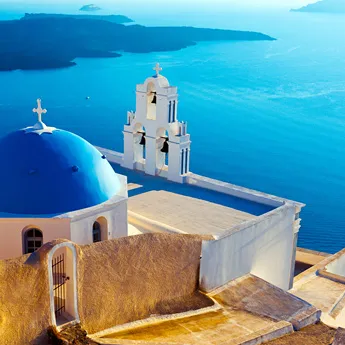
left=0, top=5, right=344, bottom=253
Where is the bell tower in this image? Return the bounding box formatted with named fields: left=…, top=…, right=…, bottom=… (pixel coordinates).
left=122, top=63, right=191, bottom=183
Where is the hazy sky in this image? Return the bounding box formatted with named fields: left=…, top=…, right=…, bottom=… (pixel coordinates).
left=0, top=0, right=316, bottom=7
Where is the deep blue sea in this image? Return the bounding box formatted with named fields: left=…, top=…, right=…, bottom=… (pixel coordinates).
left=0, top=4, right=345, bottom=253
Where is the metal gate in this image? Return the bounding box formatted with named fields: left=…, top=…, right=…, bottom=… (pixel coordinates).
left=52, top=253, right=69, bottom=318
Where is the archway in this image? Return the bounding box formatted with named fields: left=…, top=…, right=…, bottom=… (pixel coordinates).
left=93, top=221, right=101, bottom=242
left=93, top=217, right=108, bottom=242
left=147, top=82, right=157, bottom=120
left=23, top=227, right=43, bottom=254
left=156, top=128, right=169, bottom=176
left=133, top=123, right=146, bottom=164
left=48, top=242, right=79, bottom=327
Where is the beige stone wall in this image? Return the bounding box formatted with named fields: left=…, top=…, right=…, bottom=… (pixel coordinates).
left=0, top=254, right=51, bottom=345
left=78, top=233, right=202, bottom=334
left=0, top=234, right=202, bottom=343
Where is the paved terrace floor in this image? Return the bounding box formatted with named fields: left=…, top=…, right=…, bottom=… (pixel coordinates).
left=98, top=309, right=287, bottom=345
left=95, top=275, right=318, bottom=345
left=293, top=275, right=345, bottom=317
left=129, top=190, right=256, bottom=237
left=291, top=248, right=345, bottom=329
left=111, top=163, right=275, bottom=217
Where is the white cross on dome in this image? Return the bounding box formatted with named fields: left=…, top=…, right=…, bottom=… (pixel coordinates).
left=33, top=99, right=47, bottom=123
left=24, top=98, right=56, bottom=135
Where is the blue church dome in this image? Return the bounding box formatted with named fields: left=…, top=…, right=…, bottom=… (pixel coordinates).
left=0, top=126, right=121, bottom=215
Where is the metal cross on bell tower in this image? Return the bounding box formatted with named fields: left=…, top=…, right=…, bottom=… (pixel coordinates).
left=153, top=63, right=162, bottom=77
left=33, top=99, right=47, bottom=123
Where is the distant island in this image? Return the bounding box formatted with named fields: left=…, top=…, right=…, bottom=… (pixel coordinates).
left=291, top=0, right=345, bottom=13
left=0, top=14, right=275, bottom=72
left=80, top=4, right=101, bottom=12
left=22, top=13, right=133, bottom=24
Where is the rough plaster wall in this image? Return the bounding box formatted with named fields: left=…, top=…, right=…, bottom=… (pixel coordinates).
left=0, top=254, right=50, bottom=345
left=200, top=205, right=295, bottom=292
left=78, top=233, right=203, bottom=334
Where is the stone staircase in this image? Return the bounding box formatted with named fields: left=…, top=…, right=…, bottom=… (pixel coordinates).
left=48, top=323, right=97, bottom=345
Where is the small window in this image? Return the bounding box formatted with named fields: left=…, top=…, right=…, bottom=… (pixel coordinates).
left=26, top=229, right=34, bottom=237
left=93, top=221, right=101, bottom=243
left=24, top=228, right=43, bottom=254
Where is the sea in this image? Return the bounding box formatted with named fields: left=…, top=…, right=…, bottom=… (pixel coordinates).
left=0, top=3, right=344, bottom=254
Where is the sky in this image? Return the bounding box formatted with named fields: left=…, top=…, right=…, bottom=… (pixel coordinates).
left=0, top=0, right=316, bottom=8
left=0, top=0, right=320, bottom=18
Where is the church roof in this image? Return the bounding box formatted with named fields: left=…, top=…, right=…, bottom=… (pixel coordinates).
left=0, top=100, right=121, bottom=215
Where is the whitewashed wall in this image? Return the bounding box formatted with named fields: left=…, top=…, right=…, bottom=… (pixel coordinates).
left=0, top=198, right=127, bottom=260
left=0, top=218, right=71, bottom=260
left=187, top=173, right=291, bottom=208
left=64, top=174, right=128, bottom=245
left=326, top=254, right=345, bottom=277
left=0, top=175, right=128, bottom=260
left=69, top=200, right=128, bottom=245
left=200, top=204, right=296, bottom=291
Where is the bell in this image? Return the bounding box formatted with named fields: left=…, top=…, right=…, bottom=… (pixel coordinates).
left=161, top=140, right=169, bottom=153
left=139, top=134, right=146, bottom=146
left=151, top=94, right=157, bottom=104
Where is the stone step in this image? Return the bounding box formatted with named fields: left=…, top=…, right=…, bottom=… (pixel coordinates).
left=48, top=323, right=98, bottom=345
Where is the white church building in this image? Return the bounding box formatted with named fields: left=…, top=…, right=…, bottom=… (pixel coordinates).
left=0, top=99, right=128, bottom=260
left=0, top=64, right=303, bottom=293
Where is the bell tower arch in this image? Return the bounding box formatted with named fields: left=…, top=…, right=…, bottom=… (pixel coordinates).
left=122, top=63, right=191, bottom=183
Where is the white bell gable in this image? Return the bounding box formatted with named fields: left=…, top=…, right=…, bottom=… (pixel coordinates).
left=122, top=64, right=191, bottom=183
